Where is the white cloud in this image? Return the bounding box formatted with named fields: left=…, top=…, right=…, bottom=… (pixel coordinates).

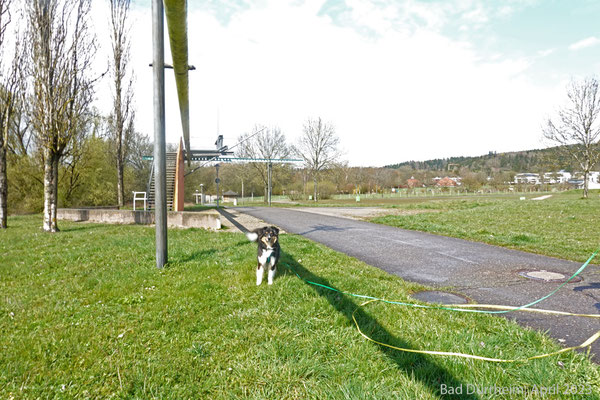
left=569, top=36, right=600, bottom=51
left=537, top=48, right=554, bottom=57
left=91, top=0, right=565, bottom=166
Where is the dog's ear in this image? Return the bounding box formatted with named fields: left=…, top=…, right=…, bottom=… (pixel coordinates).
left=271, top=226, right=279, bottom=235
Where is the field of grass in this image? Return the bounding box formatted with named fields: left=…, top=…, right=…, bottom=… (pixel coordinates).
left=242, top=191, right=576, bottom=208
left=370, top=194, right=600, bottom=263
left=2, top=215, right=600, bottom=399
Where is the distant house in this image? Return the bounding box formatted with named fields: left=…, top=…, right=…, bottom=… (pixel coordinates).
left=435, top=176, right=459, bottom=187
left=591, top=171, right=600, bottom=189
left=543, top=170, right=571, bottom=184
left=568, top=171, right=600, bottom=189
left=514, top=173, right=540, bottom=184
left=514, top=170, right=599, bottom=188
left=407, top=177, right=422, bottom=188
left=223, top=190, right=239, bottom=202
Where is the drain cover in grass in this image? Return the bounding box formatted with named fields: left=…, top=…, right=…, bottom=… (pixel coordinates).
left=410, top=290, right=469, bottom=305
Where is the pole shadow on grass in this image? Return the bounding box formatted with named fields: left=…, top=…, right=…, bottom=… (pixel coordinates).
left=299, top=224, right=356, bottom=235
left=278, top=250, right=479, bottom=399
left=217, top=208, right=251, bottom=233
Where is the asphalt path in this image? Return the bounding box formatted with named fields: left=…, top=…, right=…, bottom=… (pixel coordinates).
left=236, top=206, right=600, bottom=361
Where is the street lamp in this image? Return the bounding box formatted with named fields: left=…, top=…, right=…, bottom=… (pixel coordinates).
left=215, top=164, right=220, bottom=209
left=200, top=184, right=204, bottom=205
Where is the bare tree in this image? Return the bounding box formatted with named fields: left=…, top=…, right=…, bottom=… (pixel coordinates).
left=543, top=77, right=600, bottom=198
left=26, top=0, right=96, bottom=232
left=295, top=117, right=341, bottom=202
left=109, top=0, right=134, bottom=208
left=6, top=94, right=31, bottom=157
left=237, top=125, right=290, bottom=201
left=60, top=108, right=100, bottom=205
left=0, top=0, right=14, bottom=228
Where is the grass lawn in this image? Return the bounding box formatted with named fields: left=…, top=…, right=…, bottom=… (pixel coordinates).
left=370, top=194, right=600, bottom=263
left=2, top=215, right=600, bottom=399
left=238, top=191, right=585, bottom=210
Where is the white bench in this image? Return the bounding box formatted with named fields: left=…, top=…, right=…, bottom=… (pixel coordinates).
left=133, top=191, right=147, bottom=211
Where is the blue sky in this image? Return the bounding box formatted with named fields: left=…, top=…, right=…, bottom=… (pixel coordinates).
left=117, top=0, right=600, bottom=166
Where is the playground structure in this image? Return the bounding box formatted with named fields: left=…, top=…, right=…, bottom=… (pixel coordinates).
left=142, top=135, right=301, bottom=210
left=150, top=1, right=300, bottom=266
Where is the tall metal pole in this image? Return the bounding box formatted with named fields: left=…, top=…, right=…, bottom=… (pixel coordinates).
left=152, top=0, right=167, bottom=268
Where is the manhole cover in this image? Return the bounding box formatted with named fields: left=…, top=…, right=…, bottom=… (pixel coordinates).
left=517, top=269, right=581, bottom=283
left=410, top=290, right=469, bottom=305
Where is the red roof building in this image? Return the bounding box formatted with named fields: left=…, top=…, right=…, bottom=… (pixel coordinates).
left=407, top=177, right=421, bottom=188
left=436, top=176, right=458, bottom=187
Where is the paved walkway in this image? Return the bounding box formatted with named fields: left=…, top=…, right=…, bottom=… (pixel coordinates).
left=235, top=206, right=600, bottom=361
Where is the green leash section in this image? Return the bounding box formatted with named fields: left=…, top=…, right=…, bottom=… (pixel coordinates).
left=282, top=248, right=600, bottom=362
left=283, top=248, right=600, bottom=315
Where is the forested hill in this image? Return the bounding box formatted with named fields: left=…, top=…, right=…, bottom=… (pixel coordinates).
left=385, top=147, right=573, bottom=172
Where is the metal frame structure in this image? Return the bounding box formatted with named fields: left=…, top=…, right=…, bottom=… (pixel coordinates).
left=195, top=157, right=302, bottom=206
left=151, top=0, right=300, bottom=266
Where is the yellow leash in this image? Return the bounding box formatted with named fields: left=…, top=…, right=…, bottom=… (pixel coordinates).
left=285, top=248, right=600, bottom=362
left=353, top=299, right=600, bottom=363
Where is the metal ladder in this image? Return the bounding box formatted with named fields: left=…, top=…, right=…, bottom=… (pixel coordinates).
left=147, top=152, right=177, bottom=210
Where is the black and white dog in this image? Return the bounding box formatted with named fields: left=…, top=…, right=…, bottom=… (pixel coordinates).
left=246, top=226, right=280, bottom=285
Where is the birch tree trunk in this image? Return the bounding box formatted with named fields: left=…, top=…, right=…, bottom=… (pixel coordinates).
left=583, top=168, right=590, bottom=199
left=42, top=149, right=59, bottom=232
left=0, top=0, right=13, bottom=229
left=0, top=143, right=6, bottom=229
left=117, top=135, right=124, bottom=206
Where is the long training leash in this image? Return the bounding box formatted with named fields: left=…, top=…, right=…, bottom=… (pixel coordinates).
left=282, top=249, right=600, bottom=363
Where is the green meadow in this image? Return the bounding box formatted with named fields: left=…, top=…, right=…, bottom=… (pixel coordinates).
left=370, top=193, right=600, bottom=263
left=1, top=214, right=599, bottom=399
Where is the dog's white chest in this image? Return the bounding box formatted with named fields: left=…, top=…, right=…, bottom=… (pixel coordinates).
left=258, top=248, right=274, bottom=265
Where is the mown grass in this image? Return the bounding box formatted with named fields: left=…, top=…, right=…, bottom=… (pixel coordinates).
left=244, top=190, right=593, bottom=209
left=371, top=196, right=600, bottom=263
left=2, top=215, right=600, bottom=399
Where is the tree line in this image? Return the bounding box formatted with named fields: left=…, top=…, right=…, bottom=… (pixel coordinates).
left=1, top=0, right=598, bottom=232
left=386, top=78, right=600, bottom=198
left=0, top=0, right=344, bottom=229
left=0, top=0, right=136, bottom=230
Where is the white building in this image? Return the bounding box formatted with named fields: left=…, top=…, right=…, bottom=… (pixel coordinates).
left=514, top=173, right=540, bottom=184
left=591, top=171, right=600, bottom=189
left=569, top=171, right=600, bottom=189
left=543, top=170, right=571, bottom=184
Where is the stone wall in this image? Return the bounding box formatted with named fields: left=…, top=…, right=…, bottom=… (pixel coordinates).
left=58, top=208, right=221, bottom=230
